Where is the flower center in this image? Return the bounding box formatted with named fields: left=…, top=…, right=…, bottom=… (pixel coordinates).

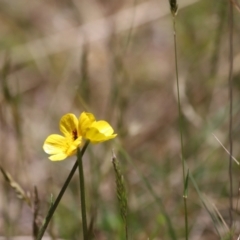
left=72, top=129, right=78, bottom=140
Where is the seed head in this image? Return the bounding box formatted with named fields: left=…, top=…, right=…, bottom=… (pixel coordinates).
left=169, top=0, right=178, bottom=16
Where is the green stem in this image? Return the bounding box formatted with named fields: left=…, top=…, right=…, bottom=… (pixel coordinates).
left=228, top=0, right=233, bottom=229
left=77, top=145, right=88, bottom=240
left=37, top=141, right=90, bottom=240
left=172, top=16, right=188, bottom=239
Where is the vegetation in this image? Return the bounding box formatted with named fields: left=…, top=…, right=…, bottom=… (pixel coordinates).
left=1, top=0, right=240, bottom=239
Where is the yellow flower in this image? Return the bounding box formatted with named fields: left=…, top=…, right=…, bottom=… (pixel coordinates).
left=43, top=114, right=82, bottom=161
left=79, top=112, right=117, bottom=144
left=43, top=112, right=117, bottom=161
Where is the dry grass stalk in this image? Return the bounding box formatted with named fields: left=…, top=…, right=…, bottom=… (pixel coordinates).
left=33, top=186, right=40, bottom=239
left=112, top=151, right=128, bottom=239
left=0, top=165, right=31, bottom=206
left=169, top=0, right=178, bottom=16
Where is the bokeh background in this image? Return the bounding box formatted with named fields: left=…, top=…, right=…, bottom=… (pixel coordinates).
left=1, top=0, right=240, bottom=239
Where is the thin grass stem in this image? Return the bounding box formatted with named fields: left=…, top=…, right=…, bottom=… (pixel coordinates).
left=172, top=13, right=189, bottom=240
left=123, top=0, right=138, bottom=54
left=228, top=0, right=234, bottom=229
left=37, top=141, right=90, bottom=240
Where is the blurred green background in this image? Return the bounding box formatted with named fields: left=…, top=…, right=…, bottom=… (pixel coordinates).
left=1, top=0, right=240, bottom=239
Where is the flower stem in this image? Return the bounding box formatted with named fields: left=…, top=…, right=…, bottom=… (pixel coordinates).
left=77, top=145, right=88, bottom=240
left=37, top=141, right=90, bottom=240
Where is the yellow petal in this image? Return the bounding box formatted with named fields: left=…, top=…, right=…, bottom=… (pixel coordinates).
left=78, top=112, right=96, bottom=136
left=43, top=134, right=82, bottom=161
left=91, top=121, right=115, bottom=135
left=43, top=134, right=68, bottom=154
left=49, top=153, right=68, bottom=161
left=66, top=137, right=82, bottom=155
left=85, top=121, right=117, bottom=143
left=60, top=113, right=79, bottom=138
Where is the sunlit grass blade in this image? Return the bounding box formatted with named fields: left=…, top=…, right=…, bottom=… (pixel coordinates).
left=189, top=170, right=233, bottom=239
left=118, top=146, right=177, bottom=240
